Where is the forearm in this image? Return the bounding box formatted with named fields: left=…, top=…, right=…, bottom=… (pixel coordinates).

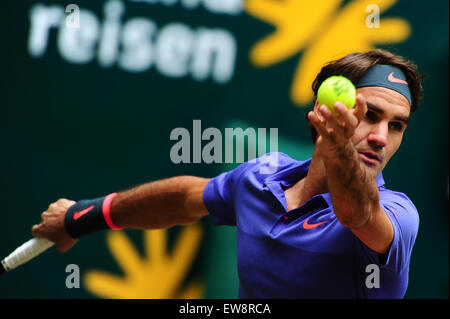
left=110, top=176, right=210, bottom=229
left=322, top=141, right=380, bottom=228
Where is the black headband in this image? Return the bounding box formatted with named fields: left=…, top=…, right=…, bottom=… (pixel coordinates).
left=356, top=64, right=412, bottom=105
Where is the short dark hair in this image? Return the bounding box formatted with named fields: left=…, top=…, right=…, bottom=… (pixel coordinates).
left=307, top=49, right=425, bottom=143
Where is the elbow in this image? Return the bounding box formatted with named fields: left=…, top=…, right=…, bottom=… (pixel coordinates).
left=178, top=215, right=203, bottom=226
left=179, top=202, right=208, bottom=226
left=336, top=199, right=379, bottom=229
left=336, top=208, right=371, bottom=229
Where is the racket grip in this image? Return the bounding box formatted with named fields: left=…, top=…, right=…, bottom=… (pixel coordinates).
left=1, top=238, right=54, bottom=272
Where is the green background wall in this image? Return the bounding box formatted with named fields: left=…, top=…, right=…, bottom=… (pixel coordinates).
left=0, top=0, right=448, bottom=298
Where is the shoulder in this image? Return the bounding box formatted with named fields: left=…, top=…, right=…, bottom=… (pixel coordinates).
left=229, top=152, right=301, bottom=181
left=207, top=152, right=301, bottom=192
left=374, top=187, right=420, bottom=275
left=379, top=187, right=419, bottom=236
left=379, top=188, right=419, bottom=217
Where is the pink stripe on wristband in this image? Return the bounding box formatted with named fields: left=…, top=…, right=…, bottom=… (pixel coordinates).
left=102, top=193, right=123, bottom=230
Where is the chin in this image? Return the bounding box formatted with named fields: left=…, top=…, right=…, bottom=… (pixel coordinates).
left=362, top=161, right=383, bottom=177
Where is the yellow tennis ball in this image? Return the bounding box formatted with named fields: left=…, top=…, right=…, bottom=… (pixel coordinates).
left=317, top=75, right=356, bottom=114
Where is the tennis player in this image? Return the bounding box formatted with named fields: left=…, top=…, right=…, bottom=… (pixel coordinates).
left=32, top=49, right=424, bottom=298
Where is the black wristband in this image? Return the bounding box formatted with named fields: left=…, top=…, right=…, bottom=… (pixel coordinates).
left=64, top=193, right=121, bottom=238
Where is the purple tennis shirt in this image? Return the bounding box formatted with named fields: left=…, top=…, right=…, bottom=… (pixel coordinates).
left=203, top=152, right=419, bottom=298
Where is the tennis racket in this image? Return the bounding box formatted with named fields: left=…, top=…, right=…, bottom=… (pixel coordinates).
left=0, top=238, right=54, bottom=275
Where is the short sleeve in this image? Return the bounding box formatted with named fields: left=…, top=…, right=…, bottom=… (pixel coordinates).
left=379, top=191, right=420, bottom=274
left=203, top=152, right=299, bottom=226
left=203, top=162, right=253, bottom=226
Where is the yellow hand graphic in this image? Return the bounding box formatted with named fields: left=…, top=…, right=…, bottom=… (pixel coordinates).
left=291, top=0, right=410, bottom=105
left=84, top=224, right=203, bottom=299
left=246, top=0, right=342, bottom=66
left=246, top=0, right=411, bottom=106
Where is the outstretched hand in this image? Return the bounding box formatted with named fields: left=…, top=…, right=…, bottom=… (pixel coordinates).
left=308, top=94, right=366, bottom=154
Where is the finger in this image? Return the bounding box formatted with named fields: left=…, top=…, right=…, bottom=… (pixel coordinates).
left=58, top=198, right=76, bottom=208
left=31, top=224, right=43, bottom=238
left=55, top=238, right=77, bottom=253
left=334, top=103, right=359, bottom=131
left=318, top=105, right=345, bottom=133
left=308, top=111, right=329, bottom=137
left=319, top=105, right=355, bottom=143
left=317, top=104, right=332, bottom=120
left=330, top=103, right=352, bottom=127
left=314, top=106, right=344, bottom=140
left=353, top=94, right=367, bottom=122
left=309, top=110, right=339, bottom=143
left=40, top=211, right=53, bottom=223
left=312, top=100, right=326, bottom=121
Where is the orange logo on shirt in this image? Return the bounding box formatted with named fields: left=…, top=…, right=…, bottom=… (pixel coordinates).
left=303, top=218, right=328, bottom=229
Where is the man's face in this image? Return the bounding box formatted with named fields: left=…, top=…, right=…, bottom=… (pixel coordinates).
left=351, top=86, right=411, bottom=177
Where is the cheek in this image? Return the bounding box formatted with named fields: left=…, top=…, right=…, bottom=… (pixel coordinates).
left=351, top=124, right=370, bottom=145
left=386, top=135, right=403, bottom=158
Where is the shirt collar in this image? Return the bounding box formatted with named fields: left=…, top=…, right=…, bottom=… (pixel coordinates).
left=263, top=157, right=386, bottom=207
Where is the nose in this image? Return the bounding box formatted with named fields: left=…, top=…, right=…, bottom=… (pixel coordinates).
left=367, top=122, right=388, bottom=148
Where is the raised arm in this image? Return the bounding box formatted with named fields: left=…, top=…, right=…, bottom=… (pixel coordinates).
left=31, top=176, right=210, bottom=252
left=308, top=95, right=394, bottom=254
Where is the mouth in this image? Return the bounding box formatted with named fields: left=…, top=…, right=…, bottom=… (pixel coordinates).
left=358, top=151, right=381, bottom=166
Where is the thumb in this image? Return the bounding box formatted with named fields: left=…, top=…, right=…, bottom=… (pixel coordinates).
left=31, top=224, right=44, bottom=238
left=55, top=235, right=78, bottom=253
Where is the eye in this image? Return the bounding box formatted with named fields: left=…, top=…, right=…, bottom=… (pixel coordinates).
left=364, top=110, right=378, bottom=122
left=389, top=122, right=404, bottom=132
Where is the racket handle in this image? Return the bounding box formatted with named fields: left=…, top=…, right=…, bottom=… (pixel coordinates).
left=1, top=238, right=54, bottom=274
